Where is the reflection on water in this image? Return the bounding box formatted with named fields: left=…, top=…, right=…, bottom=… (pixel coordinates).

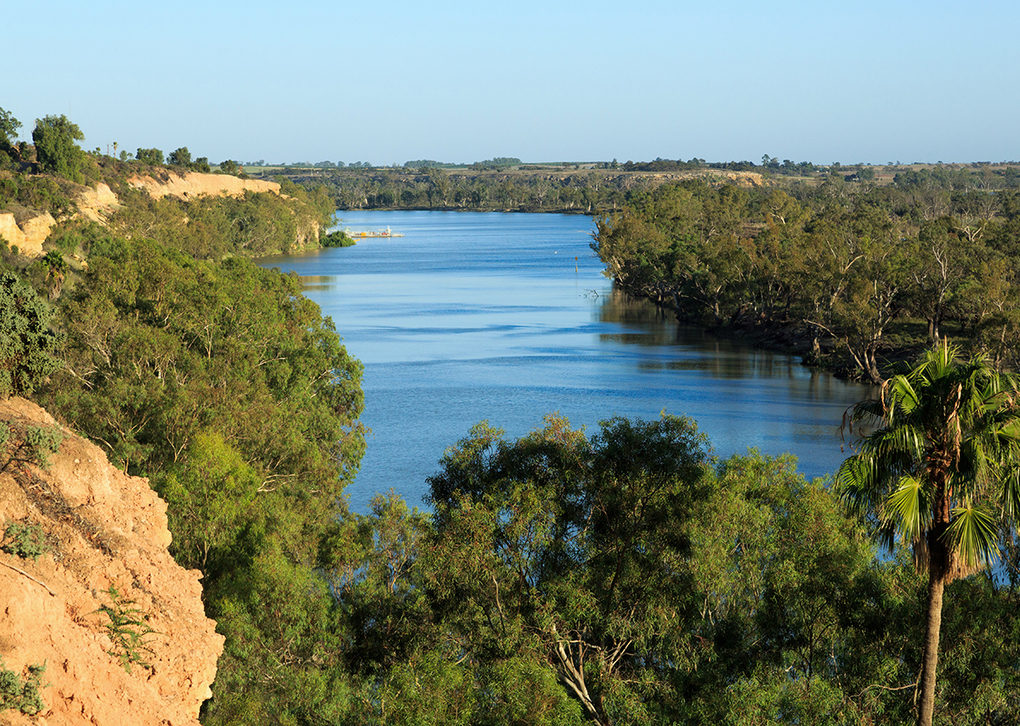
left=262, top=210, right=876, bottom=512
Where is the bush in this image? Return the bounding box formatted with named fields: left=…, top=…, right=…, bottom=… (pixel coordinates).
left=321, top=230, right=356, bottom=248
left=0, top=421, right=64, bottom=473
left=1, top=520, right=50, bottom=561
left=0, top=661, right=45, bottom=716
left=0, top=272, right=62, bottom=399
left=94, top=586, right=156, bottom=673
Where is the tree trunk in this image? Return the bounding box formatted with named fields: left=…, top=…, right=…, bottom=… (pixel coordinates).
left=916, top=538, right=947, bottom=726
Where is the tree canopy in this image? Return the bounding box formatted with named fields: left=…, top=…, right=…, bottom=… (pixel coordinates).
left=0, top=107, right=21, bottom=152
left=32, top=115, right=86, bottom=182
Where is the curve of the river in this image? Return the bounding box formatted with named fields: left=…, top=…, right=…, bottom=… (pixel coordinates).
left=261, top=210, right=876, bottom=512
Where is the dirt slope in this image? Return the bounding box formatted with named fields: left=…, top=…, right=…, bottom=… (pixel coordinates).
left=0, top=398, right=223, bottom=725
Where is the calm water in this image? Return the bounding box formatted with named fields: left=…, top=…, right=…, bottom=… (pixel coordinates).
left=261, top=211, right=876, bottom=512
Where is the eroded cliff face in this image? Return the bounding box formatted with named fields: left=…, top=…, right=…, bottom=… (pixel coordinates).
left=0, top=398, right=223, bottom=726
left=125, top=171, right=281, bottom=200
left=0, top=212, right=56, bottom=259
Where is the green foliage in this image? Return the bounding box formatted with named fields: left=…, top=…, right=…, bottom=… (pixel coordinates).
left=167, top=146, right=192, bottom=167
left=94, top=586, right=156, bottom=673
left=309, top=420, right=1020, bottom=725
left=219, top=159, right=240, bottom=175
left=14, top=174, right=72, bottom=214
left=589, top=175, right=1020, bottom=379
left=135, top=147, right=164, bottom=165
left=45, top=242, right=364, bottom=482
left=2, top=520, right=50, bottom=561
left=0, top=107, right=21, bottom=152
left=157, top=431, right=261, bottom=569
left=0, top=661, right=45, bottom=716
left=321, top=229, right=356, bottom=247
left=0, top=175, right=17, bottom=205
left=422, top=413, right=714, bottom=724
left=106, top=189, right=325, bottom=258
left=32, top=115, right=86, bottom=182
left=44, top=218, right=122, bottom=257
left=0, top=272, right=62, bottom=398
left=837, top=341, right=1020, bottom=726
left=38, top=235, right=365, bottom=724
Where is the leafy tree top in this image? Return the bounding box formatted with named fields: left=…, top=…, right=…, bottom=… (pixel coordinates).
left=32, top=115, right=85, bottom=182
left=0, top=107, right=21, bottom=151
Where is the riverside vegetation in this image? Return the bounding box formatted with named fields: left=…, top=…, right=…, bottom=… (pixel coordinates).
left=3, top=107, right=1020, bottom=725
left=590, top=171, right=1020, bottom=384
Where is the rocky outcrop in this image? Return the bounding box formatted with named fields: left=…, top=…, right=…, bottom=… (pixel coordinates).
left=126, top=171, right=281, bottom=200
left=0, top=212, right=56, bottom=258
left=75, top=183, right=121, bottom=223
left=0, top=398, right=223, bottom=725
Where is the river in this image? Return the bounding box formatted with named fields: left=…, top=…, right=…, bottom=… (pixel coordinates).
left=261, top=210, right=876, bottom=512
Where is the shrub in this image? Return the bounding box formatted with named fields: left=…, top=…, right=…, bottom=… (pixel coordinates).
left=0, top=421, right=64, bottom=473
left=1, top=521, right=50, bottom=561
left=0, top=661, right=45, bottom=715
left=0, top=272, right=62, bottom=399
left=95, top=586, right=157, bottom=673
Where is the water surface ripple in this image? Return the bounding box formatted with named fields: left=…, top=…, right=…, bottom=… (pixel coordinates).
left=261, top=211, right=875, bottom=511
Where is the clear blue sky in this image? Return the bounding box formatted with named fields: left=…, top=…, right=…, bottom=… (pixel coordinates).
left=4, top=0, right=1018, bottom=165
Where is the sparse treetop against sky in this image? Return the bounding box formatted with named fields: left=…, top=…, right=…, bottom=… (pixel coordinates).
left=4, top=0, right=1018, bottom=165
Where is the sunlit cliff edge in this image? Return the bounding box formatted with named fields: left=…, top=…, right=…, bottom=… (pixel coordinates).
left=0, top=171, right=285, bottom=259
left=0, top=397, right=223, bottom=725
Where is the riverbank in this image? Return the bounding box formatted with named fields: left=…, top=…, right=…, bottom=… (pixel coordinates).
left=647, top=295, right=929, bottom=385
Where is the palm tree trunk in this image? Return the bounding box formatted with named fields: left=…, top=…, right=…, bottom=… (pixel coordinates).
left=916, top=543, right=947, bottom=726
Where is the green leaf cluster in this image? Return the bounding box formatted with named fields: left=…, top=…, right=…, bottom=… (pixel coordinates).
left=35, top=231, right=365, bottom=722
left=1, top=520, right=50, bottom=561
left=0, top=420, right=63, bottom=473
left=107, top=189, right=330, bottom=258
left=0, top=271, right=62, bottom=399
left=0, top=661, right=45, bottom=716
left=93, top=585, right=157, bottom=673
left=306, top=414, right=1020, bottom=726
left=591, top=179, right=1020, bottom=381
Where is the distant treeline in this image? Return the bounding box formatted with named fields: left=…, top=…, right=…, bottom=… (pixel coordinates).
left=269, top=161, right=1020, bottom=216
left=266, top=166, right=641, bottom=213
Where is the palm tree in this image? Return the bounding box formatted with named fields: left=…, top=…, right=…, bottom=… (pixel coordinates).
left=836, top=340, right=1020, bottom=726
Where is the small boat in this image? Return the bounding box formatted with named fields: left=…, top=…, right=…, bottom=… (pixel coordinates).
left=344, top=227, right=404, bottom=238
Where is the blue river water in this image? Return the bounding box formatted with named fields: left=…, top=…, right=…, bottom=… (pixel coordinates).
left=261, top=210, right=876, bottom=512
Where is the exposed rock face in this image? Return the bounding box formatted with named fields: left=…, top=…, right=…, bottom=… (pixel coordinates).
left=74, top=183, right=121, bottom=223
left=126, top=171, right=281, bottom=200
left=0, top=212, right=56, bottom=258
left=0, top=398, right=223, bottom=725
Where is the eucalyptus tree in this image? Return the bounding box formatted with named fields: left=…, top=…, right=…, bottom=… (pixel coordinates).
left=0, top=106, right=21, bottom=151
left=836, top=341, right=1020, bottom=726
left=32, top=115, right=86, bottom=182
left=425, top=413, right=714, bottom=725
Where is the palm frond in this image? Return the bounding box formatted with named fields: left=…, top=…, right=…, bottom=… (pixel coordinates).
left=884, top=476, right=929, bottom=543
left=947, top=505, right=1000, bottom=568
left=871, top=425, right=925, bottom=464
left=999, top=465, right=1020, bottom=521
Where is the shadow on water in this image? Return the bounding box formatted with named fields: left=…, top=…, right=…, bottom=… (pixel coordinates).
left=596, top=287, right=812, bottom=381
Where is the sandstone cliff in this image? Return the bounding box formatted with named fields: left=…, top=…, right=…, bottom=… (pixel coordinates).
left=125, top=171, right=281, bottom=201
left=0, top=212, right=56, bottom=259
left=2, top=171, right=289, bottom=259
left=0, top=398, right=223, bottom=725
